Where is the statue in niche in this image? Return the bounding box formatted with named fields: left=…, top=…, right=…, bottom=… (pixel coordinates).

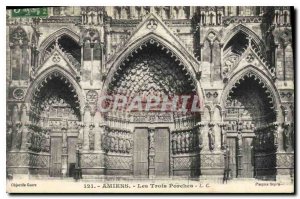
left=220, top=123, right=227, bottom=150
left=197, top=125, right=203, bottom=150
left=189, top=131, right=194, bottom=151
left=283, top=122, right=292, bottom=150
left=7, top=126, right=12, bottom=148
left=273, top=124, right=279, bottom=149
left=15, top=127, right=23, bottom=150
left=185, top=131, right=190, bottom=152
left=101, top=132, right=106, bottom=150
left=237, top=131, right=243, bottom=151
left=28, top=131, right=35, bottom=151
left=123, top=137, right=127, bottom=153
left=221, top=129, right=226, bottom=150
left=119, top=133, right=125, bottom=153
left=44, top=131, right=50, bottom=152
left=176, top=132, right=181, bottom=153
left=125, top=137, right=132, bottom=153
left=181, top=132, right=186, bottom=153
left=30, top=130, right=42, bottom=152
left=41, top=130, right=50, bottom=152
left=172, top=134, right=177, bottom=153
left=290, top=124, right=294, bottom=149
left=149, top=129, right=155, bottom=151
left=149, top=156, right=154, bottom=166
left=26, top=129, right=32, bottom=149
left=208, top=125, right=215, bottom=151
left=114, top=137, right=119, bottom=152
left=254, top=134, right=260, bottom=151
left=110, top=136, right=115, bottom=152
left=88, top=131, right=95, bottom=151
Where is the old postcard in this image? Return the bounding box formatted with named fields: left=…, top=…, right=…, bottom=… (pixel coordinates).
left=6, top=6, right=294, bottom=193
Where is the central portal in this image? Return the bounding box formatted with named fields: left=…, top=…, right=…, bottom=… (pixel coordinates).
left=104, top=39, right=200, bottom=178
left=133, top=127, right=170, bottom=177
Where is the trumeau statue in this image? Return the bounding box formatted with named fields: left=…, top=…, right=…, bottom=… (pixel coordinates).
left=237, top=131, right=243, bottom=150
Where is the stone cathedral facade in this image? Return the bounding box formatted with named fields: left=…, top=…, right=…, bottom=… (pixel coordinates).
left=6, top=6, right=294, bottom=181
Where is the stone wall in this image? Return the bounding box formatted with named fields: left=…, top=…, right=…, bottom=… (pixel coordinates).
left=6, top=6, right=294, bottom=180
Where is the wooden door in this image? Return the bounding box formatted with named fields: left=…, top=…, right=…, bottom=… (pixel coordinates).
left=50, top=137, right=62, bottom=177
left=242, top=137, right=254, bottom=178
left=154, top=128, right=170, bottom=176
left=227, top=137, right=237, bottom=178
left=67, top=137, right=77, bottom=177
left=133, top=128, right=149, bottom=177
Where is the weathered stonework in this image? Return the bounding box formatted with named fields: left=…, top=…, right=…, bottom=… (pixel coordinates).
left=6, top=6, right=294, bottom=181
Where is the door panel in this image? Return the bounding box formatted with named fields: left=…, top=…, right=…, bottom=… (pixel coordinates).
left=227, top=138, right=237, bottom=178
left=154, top=128, right=170, bottom=176
left=133, top=128, right=149, bottom=177
left=242, top=137, right=254, bottom=178
left=50, top=137, right=62, bottom=177
left=67, top=137, right=77, bottom=177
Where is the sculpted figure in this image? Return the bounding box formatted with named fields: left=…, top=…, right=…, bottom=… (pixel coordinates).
left=190, top=131, right=194, bottom=151
left=198, top=125, right=203, bottom=150
left=6, top=127, right=12, bottom=150
left=273, top=125, right=279, bottom=148
left=114, top=136, right=119, bottom=152
left=181, top=132, right=186, bottom=153
left=125, top=138, right=131, bottom=153
left=177, top=133, right=181, bottom=153
left=149, top=129, right=155, bottom=151
left=101, top=131, right=108, bottom=151
left=172, top=134, right=177, bottom=153
left=220, top=123, right=227, bottom=150
left=185, top=132, right=190, bottom=152
left=26, top=129, right=32, bottom=149
left=110, top=136, right=115, bottom=152
left=208, top=126, right=215, bottom=151
left=41, top=130, right=50, bottom=152
left=119, top=137, right=124, bottom=153
left=291, top=124, right=295, bottom=149
left=283, top=123, right=292, bottom=150
left=15, top=128, right=23, bottom=150
left=44, top=131, right=50, bottom=152
left=237, top=131, right=243, bottom=150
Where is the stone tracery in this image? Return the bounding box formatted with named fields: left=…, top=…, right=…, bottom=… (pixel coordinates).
left=6, top=6, right=294, bottom=181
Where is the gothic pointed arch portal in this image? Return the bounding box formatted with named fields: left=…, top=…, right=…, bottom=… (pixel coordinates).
left=28, top=70, right=82, bottom=177
left=102, top=39, right=201, bottom=178
left=224, top=71, right=277, bottom=179
left=38, top=28, right=81, bottom=73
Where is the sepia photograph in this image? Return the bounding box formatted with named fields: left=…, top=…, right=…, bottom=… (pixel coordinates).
left=5, top=4, right=295, bottom=193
